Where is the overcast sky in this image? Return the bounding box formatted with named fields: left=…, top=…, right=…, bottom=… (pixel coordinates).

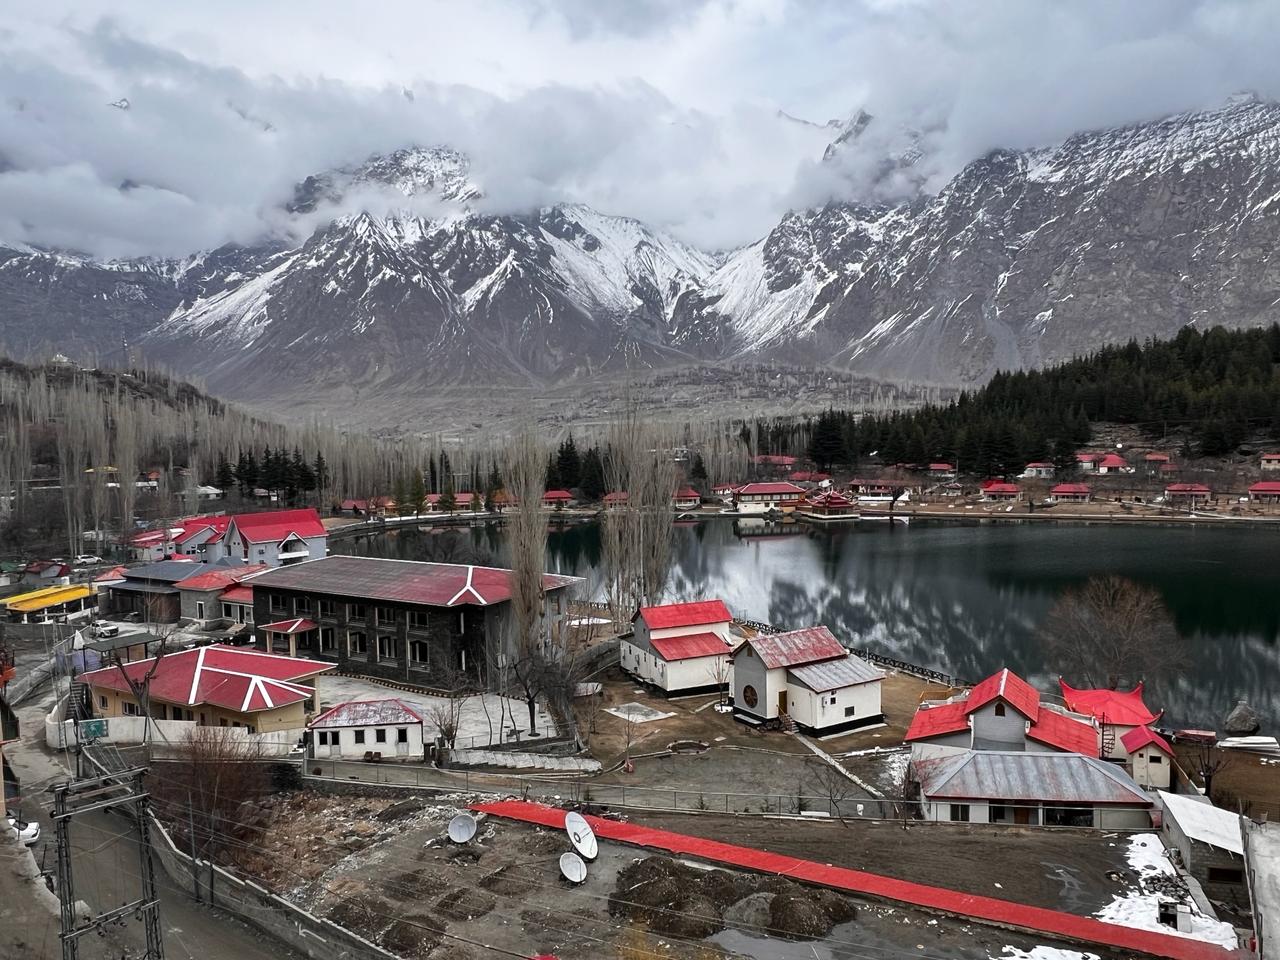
left=2, top=0, right=1279, bottom=258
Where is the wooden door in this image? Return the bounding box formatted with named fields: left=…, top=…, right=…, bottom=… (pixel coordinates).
left=1013, top=806, right=1031, bottom=825
left=777, top=690, right=788, bottom=716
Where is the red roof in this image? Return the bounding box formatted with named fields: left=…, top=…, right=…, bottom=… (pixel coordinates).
left=78, top=645, right=332, bottom=714
left=1027, top=708, right=1099, bottom=755
left=1120, top=725, right=1173, bottom=756
left=806, top=490, right=855, bottom=507
left=672, top=487, right=701, bottom=500
left=1165, top=483, right=1210, bottom=494
left=310, top=698, right=424, bottom=728
left=129, top=530, right=171, bottom=547
left=1250, top=481, right=1280, bottom=494
left=426, top=491, right=476, bottom=505
left=789, top=471, right=832, bottom=483
left=1059, top=680, right=1159, bottom=726
left=1144, top=453, right=1170, bottom=462
left=1025, top=461, right=1053, bottom=469
left=93, top=565, right=128, bottom=583
left=966, top=668, right=1040, bottom=721
left=1262, top=453, right=1280, bottom=461
left=219, top=585, right=255, bottom=604
left=1051, top=483, right=1091, bottom=495
left=174, top=516, right=230, bottom=545
left=750, top=454, right=797, bottom=466
left=736, top=626, right=845, bottom=669
left=1098, top=454, right=1129, bottom=468
left=650, top=632, right=730, bottom=661
left=176, top=563, right=269, bottom=592
left=542, top=489, right=573, bottom=501
left=984, top=482, right=1020, bottom=495
left=259, top=617, right=319, bottom=634
left=637, top=599, right=732, bottom=630
left=928, top=463, right=954, bottom=471
left=1075, top=453, right=1101, bottom=463
left=735, top=481, right=806, bottom=496
left=904, top=701, right=970, bottom=741
left=232, top=508, right=326, bottom=544
left=603, top=491, right=629, bottom=504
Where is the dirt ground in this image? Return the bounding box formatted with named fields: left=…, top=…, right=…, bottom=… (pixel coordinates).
left=1172, top=742, right=1280, bottom=820
left=629, top=812, right=1137, bottom=917
left=226, top=789, right=1128, bottom=960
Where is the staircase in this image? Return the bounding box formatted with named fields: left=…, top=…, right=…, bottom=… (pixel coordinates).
left=780, top=713, right=798, bottom=734
left=1100, top=713, right=1115, bottom=757
left=68, top=679, right=91, bottom=721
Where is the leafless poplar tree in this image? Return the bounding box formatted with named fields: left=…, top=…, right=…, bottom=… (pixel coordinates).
left=505, top=427, right=552, bottom=734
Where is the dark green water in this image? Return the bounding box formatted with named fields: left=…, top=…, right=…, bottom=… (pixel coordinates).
left=336, top=519, right=1280, bottom=728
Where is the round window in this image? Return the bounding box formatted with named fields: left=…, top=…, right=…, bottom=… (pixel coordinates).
left=742, top=684, right=758, bottom=708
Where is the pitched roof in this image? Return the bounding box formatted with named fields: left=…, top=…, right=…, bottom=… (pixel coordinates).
left=78, top=644, right=333, bottom=714
left=1058, top=679, right=1160, bottom=726
left=1165, top=483, right=1210, bottom=493
left=735, top=481, right=806, bottom=496
left=672, top=487, right=701, bottom=500
left=231, top=508, right=326, bottom=544
left=1249, top=481, right=1280, bottom=494
left=637, top=600, right=732, bottom=630
left=93, top=565, right=129, bottom=583
left=649, top=632, right=731, bottom=661
left=542, top=489, right=573, bottom=500
left=1051, top=483, right=1091, bottom=494
left=904, top=701, right=970, bottom=741
left=174, top=516, right=230, bottom=545
left=806, top=490, right=856, bottom=507
left=788, top=654, right=883, bottom=692
left=259, top=618, right=319, bottom=634
left=124, top=559, right=205, bottom=583
left=1144, top=453, right=1171, bottom=462
left=310, top=698, right=424, bottom=729
left=1026, top=708, right=1099, bottom=755
left=915, top=751, right=1151, bottom=805
left=1098, top=453, right=1129, bottom=468
left=219, top=585, right=255, bottom=604
left=1121, top=725, right=1173, bottom=757
left=984, top=482, right=1020, bottom=494
left=966, top=668, right=1040, bottom=721
left=928, top=463, right=954, bottom=471
left=175, top=563, right=269, bottom=592
left=1157, top=791, right=1243, bottom=854
left=248, top=555, right=579, bottom=607
left=737, top=626, right=845, bottom=669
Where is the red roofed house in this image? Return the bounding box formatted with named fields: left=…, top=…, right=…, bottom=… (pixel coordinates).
left=982, top=482, right=1020, bottom=501
left=173, top=515, right=231, bottom=556
left=1058, top=679, right=1162, bottom=760
left=542, top=489, right=575, bottom=509
left=203, top=508, right=328, bottom=567
left=1050, top=483, right=1091, bottom=503
left=789, top=471, right=832, bottom=485
left=1097, top=453, right=1133, bottom=475
left=671, top=487, right=702, bottom=510
left=1249, top=481, right=1280, bottom=503
left=928, top=463, right=956, bottom=478
left=906, top=668, right=1099, bottom=764
left=1120, top=725, right=1174, bottom=790
left=1076, top=453, right=1101, bottom=472
left=749, top=454, right=797, bottom=474
left=730, top=626, right=883, bottom=735
left=79, top=644, right=333, bottom=733
left=799, top=489, right=859, bottom=520
left=246, top=555, right=581, bottom=688
left=732, top=481, right=806, bottom=514
left=175, top=562, right=269, bottom=622
left=309, top=698, right=425, bottom=761
left=625, top=600, right=734, bottom=696
left=1164, top=482, right=1211, bottom=506
left=1262, top=453, right=1280, bottom=472
left=1143, top=452, right=1171, bottom=477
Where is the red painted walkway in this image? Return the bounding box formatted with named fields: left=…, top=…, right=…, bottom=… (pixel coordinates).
left=473, top=801, right=1239, bottom=960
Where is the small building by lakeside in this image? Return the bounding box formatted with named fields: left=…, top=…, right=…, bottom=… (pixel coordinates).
left=1050, top=483, right=1092, bottom=503
left=308, top=698, right=426, bottom=761
left=623, top=600, right=734, bottom=697
left=1248, top=481, right=1280, bottom=503
left=1165, top=483, right=1211, bottom=506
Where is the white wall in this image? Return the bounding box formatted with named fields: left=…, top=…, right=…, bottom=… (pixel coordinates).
left=786, top=679, right=882, bottom=731
left=621, top=640, right=730, bottom=693
left=312, top=722, right=424, bottom=760
left=45, top=699, right=299, bottom=756
left=649, top=622, right=733, bottom=643
left=1129, top=745, right=1172, bottom=790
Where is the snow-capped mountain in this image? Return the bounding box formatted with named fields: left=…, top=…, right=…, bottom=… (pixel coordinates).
left=5, top=96, right=1280, bottom=401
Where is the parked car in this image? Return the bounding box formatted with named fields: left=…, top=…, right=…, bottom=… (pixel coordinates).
left=6, top=816, right=40, bottom=847
left=90, top=620, right=120, bottom=638
left=73, top=555, right=104, bottom=566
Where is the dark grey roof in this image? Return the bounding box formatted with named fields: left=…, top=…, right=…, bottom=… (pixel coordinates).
left=85, top=632, right=163, bottom=653
left=109, top=581, right=179, bottom=595
left=125, top=560, right=206, bottom=583
left=914, top=751, right=1151, bottom=806
left=787, top=654, right=883, bottom=692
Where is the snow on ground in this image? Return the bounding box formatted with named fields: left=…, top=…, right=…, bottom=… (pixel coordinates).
left=1093, top=833, right=1238, bottom=948
left=567, top=616, right=612, bottom=626
left=1003, top=947, right=1099, bottom=960
left=605, top=702, right=675, bottom=723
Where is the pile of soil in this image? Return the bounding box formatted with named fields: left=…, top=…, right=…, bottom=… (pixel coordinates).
left=609, top=856, right=856, bottom=941
left=436, top=886, right=497, bottom=922
left=381, top=914, right=446, bottom=958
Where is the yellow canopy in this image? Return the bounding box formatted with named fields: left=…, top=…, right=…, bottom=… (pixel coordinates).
left=7, top=585, right=92, bottom=613
left=3, top=585, right=66, bottom=608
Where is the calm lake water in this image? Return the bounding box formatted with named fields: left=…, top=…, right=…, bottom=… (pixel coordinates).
left=335, top=519, right=1280, bottom=729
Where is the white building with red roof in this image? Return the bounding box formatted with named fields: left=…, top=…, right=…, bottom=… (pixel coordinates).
left=906, top=668, right=1100, bottom=764
left=1120, top=726, right=1174, bottom=790
left=1058, top=679, right=1162, bottom=760
left=1021, top=461, right=1055, bottom=479
left=79, top=644, right=333, bottom=733
left=730, top=626, right=883, bottom=735
left=1249, top=481, right=1280, bottom=503
left=309, top=698, right=425, bottom=761
left=671, top=487, right=702, bottom=510
left=1096, top=453, right=1133, bottom=475
left=1261, top=453, right=1280, bottom=472
left=624, top=600, right=735, bottom=696
left=731, top=481, right=806, bottom=514
left=202, top=508, right=327, bottom=567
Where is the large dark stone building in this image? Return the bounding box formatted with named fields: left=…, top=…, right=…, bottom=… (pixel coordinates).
left=245, top=556, right=580, bottom=688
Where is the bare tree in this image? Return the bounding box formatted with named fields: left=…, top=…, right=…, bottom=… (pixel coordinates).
left=805, top=756, right=857, bottom=825
left=426, top=669, right=469, bottom=751
left=1041, top=575, right=1187, bottom=689
left=706, top=655, right=732, bottom=706
left=505, top=428, right=551, bottom=734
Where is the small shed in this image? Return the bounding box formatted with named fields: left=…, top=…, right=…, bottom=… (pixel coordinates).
left=309, top=698, right=426, bottom=761
left=1158, top=791, right=1246, bottom=903
left=1120, top=725, right=1174, bottom=790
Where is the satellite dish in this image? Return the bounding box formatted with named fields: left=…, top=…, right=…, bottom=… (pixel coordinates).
left=559, top=852, right=587, bottom=884
left=447, top=814, right=477, bottom=844
left=564, top=812, right=598, bottom=861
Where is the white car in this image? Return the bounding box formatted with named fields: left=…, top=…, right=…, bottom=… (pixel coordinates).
left=90, top=620, right=120, bottom=638
left=73, top=555, right=104, bottom=566
left=6, top=817, right=40, bottom=847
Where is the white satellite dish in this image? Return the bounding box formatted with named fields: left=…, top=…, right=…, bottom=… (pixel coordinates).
left=559, top=851, right=587, bottom=884
left=447, top=814, right=477, bottom=844
left=564, top=811, right=598, bottom=861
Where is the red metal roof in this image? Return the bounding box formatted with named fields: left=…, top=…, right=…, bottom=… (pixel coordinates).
left=1098, top=454, right=1129, bottom=468
left=1075, top=453, right=1101, bottom=462
left=1024, top=461, right=1053, bottom=468
left=310, top=698, right=424, bottom=728
left=1027, top=708, right=1099, bottom=755
left=542, top=489, right=573, bottom=501
left=750, top=454, right=797, bottom=466
left=967, top=668, right=1040, bottom=721
left=904, top=701, right=970, bottom=741
left=1121, top=725, right=1173, bottom=756
left=1051, top=483, right=1091, bottom=494
left=637, top=599, right=732, bottom=629
left=735, top=481, right=806, bottom=496
left=174, top=516, right=230, bottom=545
left=1263, top=453, right=1280, bottom=460
left=789, top=471, right=832, bottom=482
left=219, top=585, right=255, bottom=604
left=1250, top=481, right=1280, bottom=494
left=984, top=482, right=1020, bottom=495
left=1165, top=483, right=1210, bottom=494
left=672, top=487, right=701, bottom=500
left=259, top=617, right=319, bottom=634
left=1144, top=453, right=1170, bottom=462
left=175, top=563, right=268, bottom=592
left=650, top=632, right=730, bottom=661
left=1059, top=680, right=1159, bottom=726
left=78, top=644, right=332, bottom=714
left=93, top=565, right=128, bottom=583
left=603, top=491, right=629, bottom=504
left=736, top=625, right=845, bottom=669
left=232, top=508, right=326, bottom=544
left=928, top=463, right=954, bottom=471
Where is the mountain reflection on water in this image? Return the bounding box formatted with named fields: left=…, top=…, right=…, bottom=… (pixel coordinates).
left=336, top=519, right=1280, bottom=729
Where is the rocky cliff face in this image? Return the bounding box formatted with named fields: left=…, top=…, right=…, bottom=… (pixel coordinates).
left=4, top=97, right=1279, bottom=398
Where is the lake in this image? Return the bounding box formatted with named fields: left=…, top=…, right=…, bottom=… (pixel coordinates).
left=334, top=518, right=1280, bottom=728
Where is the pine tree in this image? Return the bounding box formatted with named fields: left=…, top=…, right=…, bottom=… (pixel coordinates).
left=545, top=454, right=562, bottom=491
left=214, top=455, right=235, bottom=491
left=408, top=469, right=426, bottom=516
left=579, top=447, right=606, bottom=501
left=690, top=452, right=707, bottom=482
left=393, top=474, right=409, bottom=516
left=556, top=435, right=581, bottom=489
left=438, top=480, right=457, bottom=514
left=807, top=410, right=846, bottom=470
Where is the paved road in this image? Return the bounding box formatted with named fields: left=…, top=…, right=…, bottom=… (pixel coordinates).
left=7, top=688, right=300, bottom=960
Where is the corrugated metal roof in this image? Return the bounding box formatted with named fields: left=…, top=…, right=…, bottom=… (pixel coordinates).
left=310, top=698, right=424, bottom=729
left=6, top=584, right=92, bottom=612
left=914, top=751, right=1150, bottom=805
left=649, top=632, right=730, bottom=661
left=1158, top=791, right=1243, bottom=854
left=638, top=600, right=732, bottom=629
left=738, top=625, right=845, bottom=669
left=787, top=653, right=883, bottom=691
left=125, top=560, right=205, bottom=583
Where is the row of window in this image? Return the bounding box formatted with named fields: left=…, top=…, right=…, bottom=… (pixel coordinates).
left=315, top=727, right=410, bottom=746
left=266, top=595, right=448, bottom=631
left=295, top=629, right=435, bottom=665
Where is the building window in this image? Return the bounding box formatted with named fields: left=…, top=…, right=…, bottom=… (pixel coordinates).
left=98, top=695, right=107, bottom=709
left=222, top=603, right=233, bottom=619
left=219, top=717, right=228, bottom=727
left=348, top=632, right=367, bottom=656
left=397, top=728, right=408, bottom=743
left=1149, top=755, right=1163, bottom=764
left=377, top=607, right=396, bottom=626
left=994, top=703, right=1006, bottom=717
left=295, top=597, right=313, bottom=615
left=1045, top=805, right=1093, bottom=827
left=409, top=610, right=430, bottom=630
left=317, top=731, right=328, bottom=746
left=320, top=627, right=336, bottom=652
left=741, top=685, right=758, bottom=708
left=375, top=728, right=387, bottom=743
left=1207, top=867, right=1244, bottom=885
left=377, top=635, right=397, bottom=660
left=844, top=705, right=857, bottom=718
left=354, top=730, right=366, bottom=745
left=348, top=603, right=366, bottom=622
left=196, top=601, right=206, bottom=619
left=319, top=599, right=335, bottom=618
left=122, top=701, right=141, bottom=716
left=990, top=804, right=1008, bottom=822
left=269, top=594, right=286, bottom=614
left=949, top=804, right=970, bottom=822
left=410, top=640, right=429, bottom=665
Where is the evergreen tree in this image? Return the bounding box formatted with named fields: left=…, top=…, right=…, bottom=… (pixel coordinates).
left=556, top=434, right=581, bottom=489
left=214, top=455, right=235, bottom=492
left=312, top=452, right=328, bottom=495
left=579, top=447, right=606, bottom=501
left=393, top=474, right=409, bottom=516
left=807, top=410, right=847, bottom=470
left=238, top=450, right=259, bottom=496
left=545, top=454, right=562, bottom=491
left=438, top=480, right=457, bottom=514
left=690, top=452, right=708, bottom=482
left=408, top=469, right=426, bottom=515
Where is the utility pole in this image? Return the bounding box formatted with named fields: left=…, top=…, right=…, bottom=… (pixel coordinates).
left=51, top=767, right=165, bottom=960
